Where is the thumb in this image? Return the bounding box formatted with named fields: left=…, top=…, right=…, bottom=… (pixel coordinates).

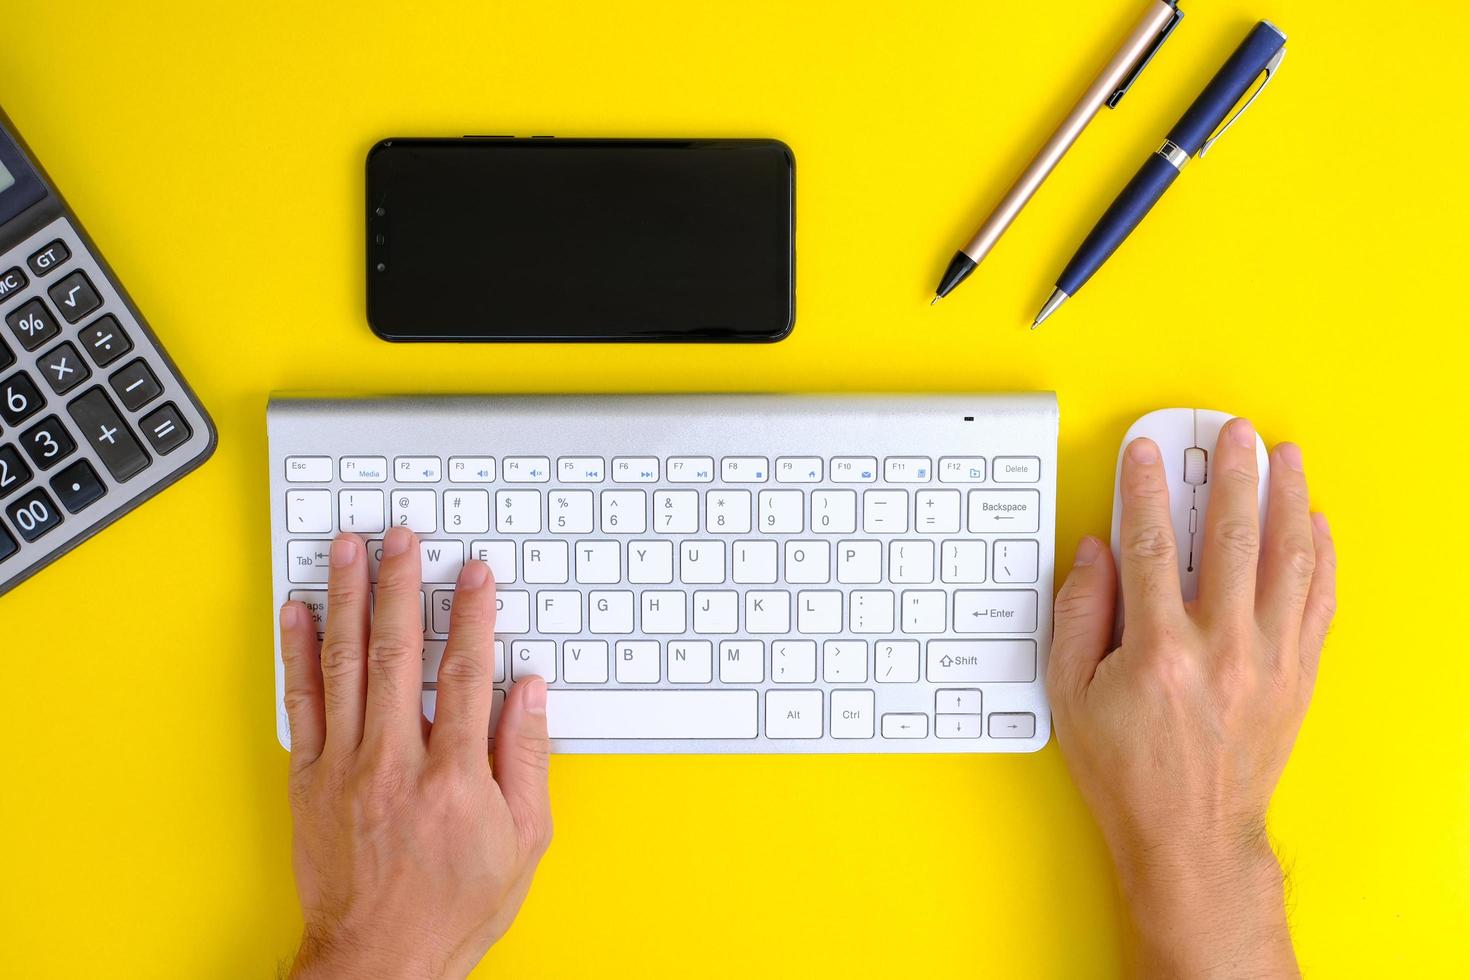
left=1047, top=536, right=1118, bottom=707
left=492, top=676, right=553, bottom=857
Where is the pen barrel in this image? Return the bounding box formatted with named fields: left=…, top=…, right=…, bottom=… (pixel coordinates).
left=1057, top=154, right=1179, bottom=296
left=1170, top=22, right=1287, bottom=154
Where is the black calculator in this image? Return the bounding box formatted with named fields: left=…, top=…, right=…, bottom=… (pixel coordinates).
left=0, top=105, right=215, bottom=594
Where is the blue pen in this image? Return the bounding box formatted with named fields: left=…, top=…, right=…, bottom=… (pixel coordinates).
left=1033, top=20, right=1287, bottom=328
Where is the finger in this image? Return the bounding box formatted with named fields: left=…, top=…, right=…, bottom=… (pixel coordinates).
left=429, top=560, right=498, bottom=760
left=1298, top=513, right=1337, bottom=690
left=320, top=533, right=371, bottom=755
left=1197, top=418, right=1261, bottom=624
left=1256, top=442, right=1316, bottom=646
left=1046, top=536, right=1118, bottom=705
left=279, top=601, right=325, bottom=769
left=492, top=677, right=553, bottom=858
left=362, top=526, right=427, bottom=756
left=1118, top=437, right=1186, bottom=632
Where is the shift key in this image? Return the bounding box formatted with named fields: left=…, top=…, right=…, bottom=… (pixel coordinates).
left=67, top=386, right=150, bottom=481
left=926, top=640, right=1037, bottom=683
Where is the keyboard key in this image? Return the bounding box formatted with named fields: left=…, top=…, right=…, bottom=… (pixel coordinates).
left=288, top=591, right=328, bottom=633
left=862, top=490, right=908, bottom=533
left=504, top=457, right=551, bottom=483
left=496, top=490, right=541, bottom=533
left=524, top=540, right=571, bottom=583
left=557, top=456, right=604, bottom=482
left=0, top=266, right=27, bottom=302
left=884, top=457, right=931, bottom=483
left=915, top=489, right=962, bottom=533
left=706, top=489, right=752, bottom=533
left=765, top=690, right=822, bottom=738
left=627, top=540, right=673, bottom=583
left=967, top=489, right=1041, bottom=533
left=286, top=489, right=332, bottom=533
left=395, top=456, right=441, bottom=482
left=795, top=589, right=841, bottom=633
left=537, top=590, right=583, bottom=633
left=691, top=589, right=737, bottom=633
left=285, top=456, right=332, bottom=482
left=758, top=490, right=803, bottom=532
left=988, top=712, right=1037, bottom=738
left=937, top=689, right=983, bottom=714
left=640, top=590, right=686, bottom=633
left=444, top=489, right=491, bottom=533
left=836, top=540, right=881, bottom=584
left=140, top=402, right=191, bottom=456
left=563, top=640, right=610, bottom=684
left=20, top=414, right=76, bottom=470
left=925, top=639, right=1037, bottom=683
left=548, top=690, right=758, bottom=740
left=667, top=640, right=713, bottom=684
left=419, top=539, right=464, bottom=582
left=6, top=299, right=60, bottom=351
left=495, top=591, right=531, bottom=633
left=1, top=371, right=45, bottom=426
left=588, top=590, right=634, bottom=632
left=0, top=444, right=34, bottom=500
left=830, top=690, right=875, bottom=739
left=652, top=490, right=698, bottom=533
left=719, top=641, right=763, bottom=682
left=993, top=540, right=1040, bottom=584
left=612, top=456, right=658, bottom=483
left=511, top=640, right=557, bottom=681
left=785, top=540, right=830, bottom=583
left=429, top=591, right=453, bottom=635
left=26, top=240, right=70, bottom=277
left=937, top=715, right=983, bottom=739
left=287, top=540, right=333, bottom=582
left=993, top=456, right=1041, bottom=483
left=775, top=457, right=822, bottom=482
left=889, top=540, right=935, bottom=584
left=338, top=489, right=385, bottom=533
left=66, top=387, right=149, bottom=482
left=574, top=540, right=618, bottom=584
left=666, top=456, right=714, bottom=482
left=953, top=589, right=1038, bottom=633
left=811, top=489, right=856, bottom=533
left=341, top=456, right=388, bottom=482
left=881, top=713, right=928, bottom=739
left=600, top=490, right=645, bottom=533
left=448, top=456, right=495, bottom=482
left=773, top=640, right=817, bottom=683
left=900, top=590, right=947, bottom=633
left=48, top=271, right=102, bottom=323
left=941, top=540, right=986, bottom=583
left=548, top=490, right=594, bottom=533
left=830, top=457, right=877, bottom=483
left=391, top=489, right=437, bottom=533
left=469, top=540, right=517, bottom=582
left=6, top=486, right=63, bottom=542
left=732, top=540, right=778, bottom=584
left=35, top=341, right=90, bottom=394
left=939, top=457, right=987, bottom=483
left=679, top=540, right=724, bottom=584
left=614, top=640, right=659, bottom=682
left=79, top=316, right=132, bottom=367
left=721, top=456, right=767, bottom=483
left=875, top=640, right=920, bottom=682
left=823, top=640, right=867, bottom=683
left=850, top=590, right=894, bottom=633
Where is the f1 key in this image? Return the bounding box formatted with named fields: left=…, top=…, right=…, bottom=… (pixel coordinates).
left=66, top=386, right=149, bottom=481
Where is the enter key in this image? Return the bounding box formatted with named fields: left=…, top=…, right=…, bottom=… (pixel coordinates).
left=953, top=590, right=1038, bottom=633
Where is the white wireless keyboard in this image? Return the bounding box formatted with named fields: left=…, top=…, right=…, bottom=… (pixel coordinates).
left=268, top=394, right=1058, bottom=754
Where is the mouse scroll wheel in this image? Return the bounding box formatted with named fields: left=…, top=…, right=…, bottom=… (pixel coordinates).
left=1183, top=447, right=1208, bottom=486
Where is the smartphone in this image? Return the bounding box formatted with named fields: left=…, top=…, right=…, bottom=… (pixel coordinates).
left=366, top=137, right=794, bottom=342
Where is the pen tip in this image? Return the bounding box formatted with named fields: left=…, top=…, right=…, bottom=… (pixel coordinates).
left=1032, top=288, right=1069, bottom=330
left=930, top=296, right=940, bottom=306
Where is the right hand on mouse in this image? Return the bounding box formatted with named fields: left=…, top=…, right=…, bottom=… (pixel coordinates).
left=278, top=527, right=552, bottom=980
left=1047, top=419, right=1336, bottom=977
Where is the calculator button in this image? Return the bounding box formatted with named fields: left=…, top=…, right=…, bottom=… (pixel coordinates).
left=36, top=342, right=91, bottom=394
left=0, top=336, right=12, bottom=372
left=0, top=372, right=46, bottom=426
left=0, top=444, right=33, bottom=499
left=49, top=458, right=107, bottom=514
left=5, top=299, right=60, bottom=351
left=108, top=358, right=162, bottom=411
left=47, top=271, right=102, bottom=323
left=66, top=386, right=150, bottom=482
left=79, top=315, right=132, bottom=366
left=26, top=240, right=71, bottom=277
left=19, top=415, right=77, bottom=470
left=139, top=402, right=191, bottom=455
left=0, top=267, right=27, bottom=303
left=0, top=522, right=16, bottom=563
left=6, top=486, right=63, bottom=542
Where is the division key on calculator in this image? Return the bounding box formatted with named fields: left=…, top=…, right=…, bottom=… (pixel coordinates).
left=0, top=103, right=215, bottom=595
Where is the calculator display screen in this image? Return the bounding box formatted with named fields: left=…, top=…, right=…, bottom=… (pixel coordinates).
left=0, top=127, right=48, bottom=227
left=0, top=160, right=15, bottom=194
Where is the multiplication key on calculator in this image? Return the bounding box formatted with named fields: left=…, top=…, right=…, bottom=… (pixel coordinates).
left=0, top=104, right=215, bottom=595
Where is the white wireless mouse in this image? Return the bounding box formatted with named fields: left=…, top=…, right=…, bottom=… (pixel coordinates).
left=1110, top=409, right=1270, bottom=610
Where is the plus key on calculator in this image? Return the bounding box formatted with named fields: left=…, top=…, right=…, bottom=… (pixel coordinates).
left=0, top=104, right=215, bottom=593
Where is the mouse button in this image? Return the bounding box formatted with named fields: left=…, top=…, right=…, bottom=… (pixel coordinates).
left=1183, top=446, right=1208, bottom=485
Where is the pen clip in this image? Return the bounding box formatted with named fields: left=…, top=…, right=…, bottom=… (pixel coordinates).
left=1107, top=4, right=1184, bottom=109
left=1199, top=45, right=1286, bottom=157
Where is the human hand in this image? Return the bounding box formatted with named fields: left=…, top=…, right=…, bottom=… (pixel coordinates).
left=1047, top=419, right=1336, bottom=977
left=278, top=526, right=552, bottom=980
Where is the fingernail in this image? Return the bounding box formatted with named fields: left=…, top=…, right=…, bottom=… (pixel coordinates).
left=280, top=603, right=301, bottom=629
left=459, top=560, right=489, bottom=589
left=331, top=535, right=358, bottom=566
left=524, top=677, right=547, bottom=715
left=1230, top=417, right=1255, bottom=448
left=1278, top=442, right=1303, bottom=472
left=1127, top=438, right=1158, bottom=464
left=383, top=526, right=413, bottom=556
left=1074, top=536, right=1102, bottom=566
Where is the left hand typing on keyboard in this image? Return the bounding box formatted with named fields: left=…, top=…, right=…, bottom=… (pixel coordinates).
left=278, top=526, right=551, bottom=980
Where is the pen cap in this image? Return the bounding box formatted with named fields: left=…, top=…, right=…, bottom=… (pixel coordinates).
left=1172, top=21, right=1287, bottom=155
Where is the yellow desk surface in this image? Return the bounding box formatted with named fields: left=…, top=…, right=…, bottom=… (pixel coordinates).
left=2, top=1, right=1466, bottom=976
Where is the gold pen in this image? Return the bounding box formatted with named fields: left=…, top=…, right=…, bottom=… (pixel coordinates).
left=932, top=0, right=1183, bottom=303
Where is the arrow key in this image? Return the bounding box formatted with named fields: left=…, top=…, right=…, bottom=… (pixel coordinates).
left=987, top=712, right=1037, bottom=739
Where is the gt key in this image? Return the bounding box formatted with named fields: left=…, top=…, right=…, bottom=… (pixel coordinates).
left=66, top=386, right=149, bottom=482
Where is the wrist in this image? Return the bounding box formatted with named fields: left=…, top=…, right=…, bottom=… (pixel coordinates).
left=289, top=925, right=463, bottom=980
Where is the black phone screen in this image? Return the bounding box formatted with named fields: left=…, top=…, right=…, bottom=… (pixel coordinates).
left=366, top=138, right=794, bottom=342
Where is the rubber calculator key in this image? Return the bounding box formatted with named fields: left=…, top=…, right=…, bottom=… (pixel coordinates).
left=26, top=239, right=70, bottom=277
left=108, top=358, right=162, bottom=411
left=5, top=298, right=59, bottom=351
left=66, top=386, right=149, bottom=481
left=0, top=266, right=26, bottom=302
left=6, top=486, right=63, bottom=542
left=0, top=443, right=32, bottom=499
left=36, top=341, right=90, bottom=394
left=47, top=270, right=102, bottom=323
left=0, top=371, right=45, bottom=426
left=0, top=521, right=16, bottom=562
left=79, top=315, right=132, bottom=367
left=49, top=458, right=107, bottom=514
left=19, top=414, right=76, bottom=470
left=140, top=402, right=191, bottom=456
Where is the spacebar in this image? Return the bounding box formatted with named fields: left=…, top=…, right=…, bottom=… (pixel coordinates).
left=547, top=690, right=758, bottom=740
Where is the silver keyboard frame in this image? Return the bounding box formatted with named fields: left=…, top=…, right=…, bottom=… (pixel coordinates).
left=268, top=393, right=1058, bottom=754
